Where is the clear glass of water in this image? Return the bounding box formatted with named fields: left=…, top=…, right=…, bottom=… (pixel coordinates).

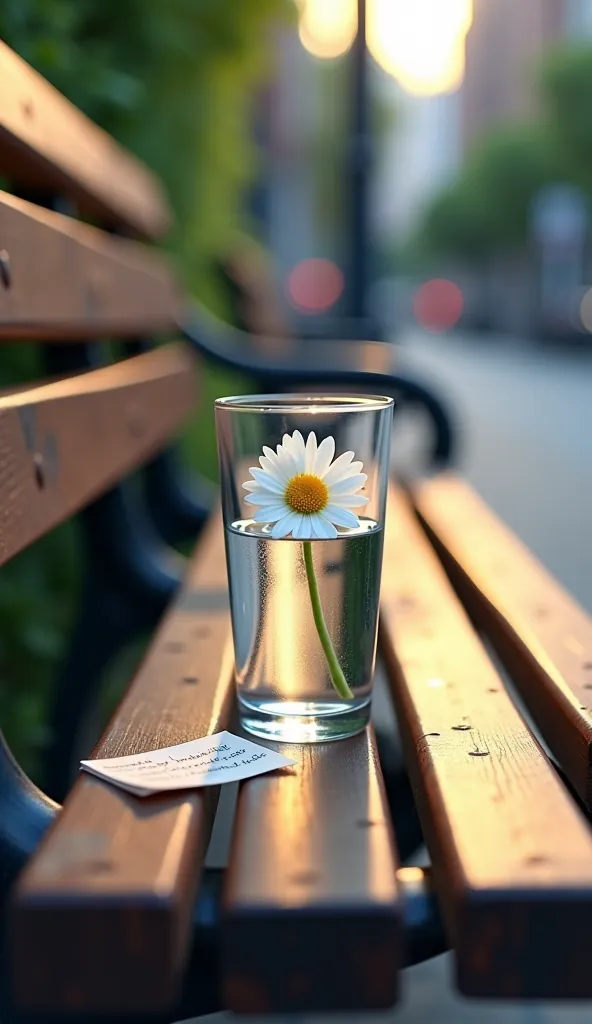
left=215, top=394, right=393, bottom=743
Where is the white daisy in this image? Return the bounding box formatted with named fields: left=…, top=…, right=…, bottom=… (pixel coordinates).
left=242, top=430, right=368, bottom=540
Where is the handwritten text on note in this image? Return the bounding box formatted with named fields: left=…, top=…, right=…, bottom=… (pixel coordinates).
left=80, top=731, right=296, bottom=796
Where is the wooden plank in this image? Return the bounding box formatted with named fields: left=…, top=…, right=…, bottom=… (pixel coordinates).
left=379, top=484, right=592, bottom=998
left=412, top=473, right=592, bottom=809
left=0, top=41, right=170, bottom=238
left=0, top=191, right=179, bottom=339
left=224, top=727, right=401, bottom=1014
left=11, top=512, right=234, bottom=1014
left=0, top=343, right=195, bottom=565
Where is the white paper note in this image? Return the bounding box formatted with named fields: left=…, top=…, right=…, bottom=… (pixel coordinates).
left=80, top=731, right=296, bottom=797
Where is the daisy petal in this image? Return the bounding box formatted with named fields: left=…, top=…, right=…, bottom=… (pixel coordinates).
left=242, top=480, right=265, bottom=492
left=322, top=451, right=355, bottom=485
left=262, top=446, right=291, bottom=483
left=330, top=473, right=367, bottom=495
left=310, top=514, right=333, bottom=539
left=276, top=447, right=301, bottom=478
left=324, top=505, right=360, bottom=529
left=314, top=435, right=335, bottom=477
left=283, top=431, right=306, bottom=471
left=248, top=467, right=284, bottom=493
left=305, top=431, right=317, bottom=472
left=293, top=514, right=315, bottom=540
left=326, top=460, right=364, bottom=486
left=253, top=505, right=287, bottom=523
left=245, top=492, right=288, bottom=506
left=286, top=432, right=301, bottom=471
left=291, top=430, right=306, bottom=459
left=259, top=455, right=285, bottom=482
left=272, top=511, right=301, bottom=539
left=341, top=460, right=364, bottom=477
left=318, top=515, right=338, bottom=539
left=331, top=493, right=369, bottom=507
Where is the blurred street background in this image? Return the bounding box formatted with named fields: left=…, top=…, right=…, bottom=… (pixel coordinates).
left=1, top=1, right=591, bottom=1020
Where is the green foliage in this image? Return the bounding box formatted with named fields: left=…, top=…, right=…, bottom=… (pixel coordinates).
left=0, top=0, right=291, bottom=306
left=539, top=43, right=592, bottom=196
left=422, top=124, right=556, bottom=260
left=0, top=526, right=79, bottom=777
left=417, top=41, right=592, bottom=261
left=0, top=0, right=289, bottom=777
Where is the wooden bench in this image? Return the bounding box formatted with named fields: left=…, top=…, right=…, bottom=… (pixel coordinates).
left=3, top=39, right=592, bottom=1022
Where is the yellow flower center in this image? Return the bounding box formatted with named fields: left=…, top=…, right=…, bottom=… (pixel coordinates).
left=285, top=473, right=329, bottom=515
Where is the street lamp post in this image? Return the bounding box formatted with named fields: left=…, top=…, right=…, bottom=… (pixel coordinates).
left=348, top=0, right=379, bottom=339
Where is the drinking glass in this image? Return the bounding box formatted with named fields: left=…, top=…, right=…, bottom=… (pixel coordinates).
left=215, top=394, right=393, bottom=742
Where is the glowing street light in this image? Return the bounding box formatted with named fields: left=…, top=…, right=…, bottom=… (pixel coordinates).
left=298, top=0, right=474, bottom=94
left=297, top=0, right=358, bottom=59
left=367, top=0, right=473, bottom=96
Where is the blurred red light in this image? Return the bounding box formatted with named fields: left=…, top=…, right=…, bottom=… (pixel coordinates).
left=413, top=278, right=464, bottom=332
left=287, top=258, right=344, bottom=314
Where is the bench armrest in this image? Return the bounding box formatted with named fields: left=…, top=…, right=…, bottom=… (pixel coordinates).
left=181, top=303, right=457, bottom=469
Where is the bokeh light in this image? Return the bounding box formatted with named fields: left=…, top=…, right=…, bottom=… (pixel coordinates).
left=297, top=0, right=358, bottom=59
left=367, top=0, right=473, bottom=96
left=579, top=287, right=592, bottom=332
left=287, top=258, right=345, bottom=313
left=413, top=279, right=464, bottom=332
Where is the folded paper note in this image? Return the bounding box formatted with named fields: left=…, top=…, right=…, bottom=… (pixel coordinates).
left=80, top=730, right=296, bottom=797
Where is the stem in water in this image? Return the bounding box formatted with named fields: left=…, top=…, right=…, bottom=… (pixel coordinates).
left=302, top=540, right=354, bottom=700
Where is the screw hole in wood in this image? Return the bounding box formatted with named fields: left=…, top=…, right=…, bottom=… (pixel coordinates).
left=0, top=249, right=11, bottom=289
left=33, top=452, right=45, bottom=489
left=164, top=641, right=184, bottom=653
left=290, top=871, right=319, bottom=886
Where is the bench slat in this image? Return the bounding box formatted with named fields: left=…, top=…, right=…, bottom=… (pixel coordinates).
left=413, top=474, right=592, bottom=809
left=0, top=191, right=179, bottom=339
left=11, top=513, right=234, bottom=1014
left=379, top=484, right=592, bottom=998
left=0, top=41, right=170, bottom=238
left=0, top=343, right=194, bottom=565
left=224, top=733, right=400, bottom=1013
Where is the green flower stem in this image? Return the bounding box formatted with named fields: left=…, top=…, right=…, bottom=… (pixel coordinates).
left=302, top=540, right=354, bottom=701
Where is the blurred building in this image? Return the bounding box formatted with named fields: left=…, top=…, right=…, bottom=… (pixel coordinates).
left=565, top=0, right=592, bottom=35
left=462, top=0, right=566, bottom=152
left=375, top=81, right=460, bottom=240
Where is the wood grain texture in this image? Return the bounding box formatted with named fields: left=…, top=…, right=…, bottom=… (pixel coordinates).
left=11, top=512, right=234, bottom=1014
left=0, top=41, right=170, bottom=238
left=0, top=191, right=179, bottom=339
left=413, top=473, right=592, bottom=809
left=0, top=343, right=195, bottom=566
left=379, top=484, right=592, bottom=998
left=224, top=727, right=401, bottom=1014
